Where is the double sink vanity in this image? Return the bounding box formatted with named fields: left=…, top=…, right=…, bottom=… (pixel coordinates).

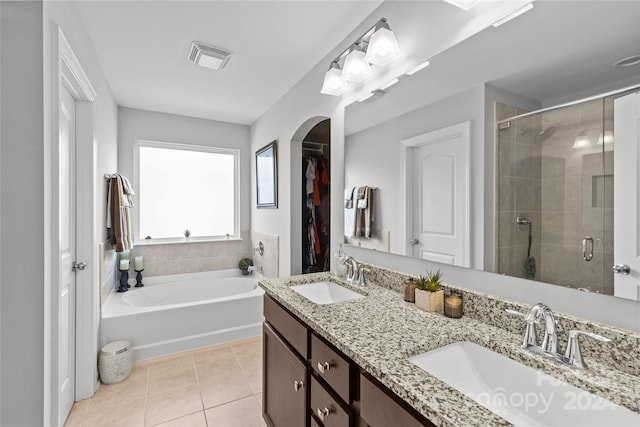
left=259, top=262, right=640, bottom=427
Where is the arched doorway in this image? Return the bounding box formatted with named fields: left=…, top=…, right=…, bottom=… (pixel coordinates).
left=290, top=117, right=331, bottom=274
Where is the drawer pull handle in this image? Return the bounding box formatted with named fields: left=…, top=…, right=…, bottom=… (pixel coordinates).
left=317, top=407, right=330, bottom=421
left=293, top=380, right=304, bottom=392
left=317, top=361, right=331, bottom=373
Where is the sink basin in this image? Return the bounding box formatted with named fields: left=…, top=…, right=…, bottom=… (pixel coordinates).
left=409, top=342, right=639, bottom=426
left=291, top=281, right=364, bottom=305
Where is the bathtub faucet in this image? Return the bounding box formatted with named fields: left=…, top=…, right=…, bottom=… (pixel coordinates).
left=247, top=265, right=262, bottom=275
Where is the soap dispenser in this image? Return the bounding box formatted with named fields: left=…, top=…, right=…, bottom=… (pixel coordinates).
left=335, top=244, right=347, bottom=277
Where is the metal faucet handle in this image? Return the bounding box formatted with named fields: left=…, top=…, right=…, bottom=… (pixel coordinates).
left=564, top=330, right=611, bottom=369
left=505, top=308, right=526, bottom=318
left=567, top=330, right=611, bottom=343
left=505, top=308, right=538, bottom=348
left=357, top=268, right=370, bottom=286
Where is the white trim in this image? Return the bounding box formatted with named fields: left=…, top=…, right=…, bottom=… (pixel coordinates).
left=49, top=25, right=99, bottom=427
left=132, top=139, right=241, bottom=243
left=401, top=121, right=471, bottom=266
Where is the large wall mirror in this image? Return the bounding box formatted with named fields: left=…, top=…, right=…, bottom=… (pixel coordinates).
left=344, top=1, right=640, bottom=301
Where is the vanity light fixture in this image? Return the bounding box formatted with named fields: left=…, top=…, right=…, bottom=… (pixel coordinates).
left=597, top=130, right=614, bottom=145
left=342, top=45, right=372, bottom=82
left=358, top=89, right=386, bottom=103
left=492, top=2, right=534, bottom=27
left=441, top=0, right=483, bottom=11
left=572, top=131, right=591, bottom=149
left=364, top=19, right=401, bottom=66
left=320, top=17, right=401, bottom=96
left=188, top=42, right=232, bottom=70
left=320, top=62, right=349, bottom=96
left=406, top=60, right=431, bottom=76
left=379, top=78, right=399, bottom=90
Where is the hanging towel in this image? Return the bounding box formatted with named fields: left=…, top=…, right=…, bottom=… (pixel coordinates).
left=108, top=174, right=134, bottom=252
left=355, top=186, right=373, bottom=238
left=344, top=187, right=354, bottom=208
left=344, top=187, right=356, bottom=238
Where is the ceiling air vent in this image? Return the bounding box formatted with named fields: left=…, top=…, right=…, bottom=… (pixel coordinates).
left=188, top=42, right=232, bottom=70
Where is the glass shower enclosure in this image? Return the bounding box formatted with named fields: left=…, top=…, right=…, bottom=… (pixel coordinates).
left=495, top=96, right=614, bottom=294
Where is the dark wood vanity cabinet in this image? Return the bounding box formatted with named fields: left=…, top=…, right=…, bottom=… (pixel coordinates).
left=360, top=373, right=434, bottom=427
left=263, top=294, right=434, bottom=427
left=263, top=322, right=308, bottom=427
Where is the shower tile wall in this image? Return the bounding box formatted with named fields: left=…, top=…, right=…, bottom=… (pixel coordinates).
left=128, top=230, right=252, bottom=278
left=251, top=230, right=279, bottom=278
left=496, top=99, right=614, bottom=294
left=539, top=99, right=613, bottom=293
left=99, top=241, right=118, bottom=304
left=495, top=102, right=542, bottom=280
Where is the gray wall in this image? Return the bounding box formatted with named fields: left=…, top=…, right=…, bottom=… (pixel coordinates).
left=0, top=3, right=45, bottom=425
left=117, top=107, right=252, bottom=279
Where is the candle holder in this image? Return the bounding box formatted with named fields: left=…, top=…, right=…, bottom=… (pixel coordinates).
left=134, top=269, right=144, bottom=287
left=117, top=269, right=129, bottom=293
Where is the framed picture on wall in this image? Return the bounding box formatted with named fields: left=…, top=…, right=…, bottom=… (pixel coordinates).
left=256, top=140, right=278, bottom=208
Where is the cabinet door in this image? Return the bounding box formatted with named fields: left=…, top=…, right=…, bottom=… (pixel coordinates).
left=360, top=373, right=434, bottom=427
left=263, top=323, right=308, bottom=427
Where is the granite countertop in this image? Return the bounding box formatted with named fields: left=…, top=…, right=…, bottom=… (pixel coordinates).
left=259, top=272, right=640, bottom=427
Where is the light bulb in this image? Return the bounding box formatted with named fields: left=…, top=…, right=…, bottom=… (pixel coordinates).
left=342, top=47, right=371, bottom=83
left=320, top=65, right=348, bottom=96
left=572, top=132, right=591, bottom=148
left=365, top=27, right=400, bottom=66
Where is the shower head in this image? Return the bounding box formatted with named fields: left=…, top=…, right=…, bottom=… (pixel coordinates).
left=520, top=126, right=556, bottom=143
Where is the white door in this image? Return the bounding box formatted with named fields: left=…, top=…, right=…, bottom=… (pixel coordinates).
left=59, top=86, right=77, bottom=425
left=613, top=91, right=640, bottom=301
left=409, top=122, right=470, bottom=266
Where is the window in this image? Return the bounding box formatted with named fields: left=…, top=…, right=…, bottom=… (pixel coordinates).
left=134, top=140, right=239, bottom=242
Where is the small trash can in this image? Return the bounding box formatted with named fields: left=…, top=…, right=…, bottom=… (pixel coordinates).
left=98, top=340, right=133, bottom=384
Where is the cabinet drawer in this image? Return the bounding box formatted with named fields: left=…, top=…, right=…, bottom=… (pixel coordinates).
left=264, top=295, right=309, bottom=358
left=311, top=333, right=352, bottom=403
left=360, top=373, right=433, bottom=427
left=310, top=376, right=351, bottom=427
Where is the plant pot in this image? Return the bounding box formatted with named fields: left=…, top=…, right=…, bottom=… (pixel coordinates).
left=415, top=289, right=444, bottom=313
left=241, top=269, right=250, bottom=276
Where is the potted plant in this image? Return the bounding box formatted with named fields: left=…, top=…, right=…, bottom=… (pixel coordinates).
left=414, top=270, right=444, bottom=313
left=238, top=257, right=253, bottom=275
left=184, top=229, right=191, bottom=241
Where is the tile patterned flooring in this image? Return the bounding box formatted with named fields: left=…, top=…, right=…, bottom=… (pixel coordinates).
left=64, top=337, right=266, bottom=427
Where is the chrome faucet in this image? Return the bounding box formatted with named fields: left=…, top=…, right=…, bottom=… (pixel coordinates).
left=340, top=256, right=359, bottom=283
left=507, top=303, right=558, bottom=352
left=247, top=265, right=262, bottom=275
left=506, top=303, right=610, bottom=369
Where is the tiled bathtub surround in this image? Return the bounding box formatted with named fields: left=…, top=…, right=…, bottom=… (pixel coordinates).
left=251, top=230, right=279, bottom=278
left=259, top=265, right=640, bottom=427
left=128, top=230, right=252, bottom=278
left=99, top=241, right=118, bottom=304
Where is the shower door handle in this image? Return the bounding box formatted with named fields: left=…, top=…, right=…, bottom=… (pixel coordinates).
left=582, top=236, right=594, bottom=261
left=612, top=264, right=631, bottom=275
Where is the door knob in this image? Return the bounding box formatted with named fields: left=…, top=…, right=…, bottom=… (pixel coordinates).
left=612, top=264, right=631, bottom=275
left=410, top=239, right=419, bottom=246
left=72, top=261, right=87, bottom=272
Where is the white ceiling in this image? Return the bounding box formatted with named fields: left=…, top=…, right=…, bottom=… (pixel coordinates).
left=346, top=0, right=640, bottom=135
left=74, top=0, right=383, bottom=125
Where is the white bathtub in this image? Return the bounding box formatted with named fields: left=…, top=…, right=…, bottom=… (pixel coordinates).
left=102, top=269, right=264, bottom=360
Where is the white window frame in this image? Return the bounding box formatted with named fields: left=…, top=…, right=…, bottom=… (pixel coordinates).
left=133, top=139, right=241, bottom=244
